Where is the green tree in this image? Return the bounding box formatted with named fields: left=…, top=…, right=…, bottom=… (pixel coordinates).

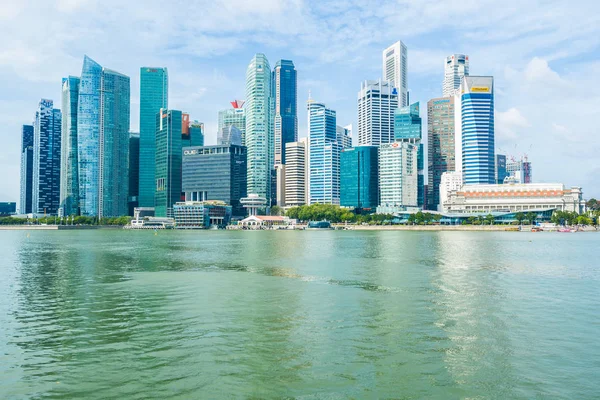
left=485, top=214, right=495, bottom=225
left=515, top=212, right=525, bottom=225
left=269, top=205, right=283, bottom=216
left=526, top=212, right=537, bottom=225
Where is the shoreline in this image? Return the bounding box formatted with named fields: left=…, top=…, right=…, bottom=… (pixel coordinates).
left=0, top=225, right=123, bottom=230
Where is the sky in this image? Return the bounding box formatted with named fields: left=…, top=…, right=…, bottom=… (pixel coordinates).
left=1, top=0, right=600, bottom=203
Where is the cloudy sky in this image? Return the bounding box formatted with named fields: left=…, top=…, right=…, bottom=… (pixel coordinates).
left=1, top=0, right=600, bottom=203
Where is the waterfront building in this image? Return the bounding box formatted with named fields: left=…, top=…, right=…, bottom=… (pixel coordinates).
left=340, top=146, right=379, bottom=210
left=443, top=54, right=469, bottom=97
left=357, top=79, right=398, bottom=146
left=155, top=109, right=182, bottom=217
left=308, top=100, right=340, bottom=205
left=77, top=56, right=130, bottom=217
left=496, top=154, right=508, bottom=184
left=19, top=125, right=34, bottom=214
left=382, top=40, right=408, bottom=106
left=60, top=76, right=80, bottom=216
left=182, top=144, right=247, bottom=217
left=284, top=138, right=307, bottom=207
left=32, top=99, right=61, bottom=216
left=240, top=194, right=267, bottom=216
left=139, top=67, right=168, bottom=208
left=454, top=76, right=495, bottom=184
left=439, top=171, right=463, bottom=212
left=378, top=141, right=418, bottom=213
left=394, top=102, right=425, bottom=208
left=506, top=156, right=532, bottom=183
left=273, top=60, right=297, bottom=165
left=245, top=54, right=273, bottom=203
left=0, top=202, right=17, bottom=216
left=218, top=101, right=246, bottom=145
left=336, top=125, right=352, bottom=149
left=443, top=183, right=585, bottom=214
left=173, top=201, right=232, bottom=228
left=128, top=133, right=139, bottom=216
left=427, top=97, right=455, bottom=210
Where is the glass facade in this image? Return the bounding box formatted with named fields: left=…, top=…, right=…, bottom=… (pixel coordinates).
left=308, top=101, right=340, bottom=205
left=155, top=110, right=182, bottom=218
left=218, top=107, right=245, bottom=145
left=273, top=59, right=297, bottom=165
left=394, top=102, right=425, bottom=208
left=496, top=154, right=507, bottom=184
left=340, top=146, right=378, bottom=210
left=128, top=133, right=140, bottom=215
left=427, top=97, right=455, bottom=210
left=173, top=202, right=233, bottom=229
left=181, top=145, right=247, bottom=217
left=245, top=54, right=272, bottom=202
left=32, top=99, right=62, bottom=215
left=139, top=67, right=168, bottom=208
left=357, top=80, right=398, bottom=146
left=60, top=76, right=80, bottom=216
left=20, top=125, right=34, bottom=214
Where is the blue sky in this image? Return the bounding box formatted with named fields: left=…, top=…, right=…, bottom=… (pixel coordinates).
left=1, top=0, right=600, bottom=202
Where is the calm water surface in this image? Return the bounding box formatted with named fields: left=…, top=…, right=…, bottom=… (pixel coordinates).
left=0, top=230, right=598, bottom=399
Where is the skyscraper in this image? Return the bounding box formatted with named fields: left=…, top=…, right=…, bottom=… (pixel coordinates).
left=218, top=101, right=245, bottom=145
left=77, top=55, right=130, bottom=217
left=455, top=76, right=495, bottom=185
left=427, top=97, right=455, bottom=210
left=60, top=76, right=80, bottom=216
left=19, top=125, right=34, bottom=214
left=128, top=132, right=139, bottom=215
left=139, top=67, right=168, bottom=208
left=273, top=60, right=297, bottom=165
left=443, top=54, right=469, bottom=97
left=219, top=125, right=242, bottom=146
left=155, top=109, right=183, bottom=218
left=336, top=125, right=352, bottom=149
left=357, top=80, right=398, bottom=146
left=394, top=102, right=424, bottom=208
left=182, top=115, right=204, bottom=147
left=308, top=100, right=340, bottom=205
left=284, top=138, right=307, bottom=207
left=378, top=142, right=418, bottom=212
left=340, top=146, right=379, bottom=210
left=245, top=54, right=273, bottom=201
left=496, top=154, right=507, bottom=184
left=382, top=41, right=408, bottom=106
left=32, top=99, right=62, bottom=215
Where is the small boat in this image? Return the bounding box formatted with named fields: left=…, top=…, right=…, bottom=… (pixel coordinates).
left=558, top=228, right=576, bottom=233
left=531, top=227, right=542, bottom=232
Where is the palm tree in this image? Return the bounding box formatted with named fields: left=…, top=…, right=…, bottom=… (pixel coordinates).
left=485, top=214, right=495, bottom=225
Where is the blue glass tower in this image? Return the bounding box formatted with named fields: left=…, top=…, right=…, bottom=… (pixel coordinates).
left=60, top=76, right=80, bottom=216
left=340, top=146, right=378, bottom=210
left=273, top=60, right=297, bottom=165
left=394, top=102, right=425, bottom=208
left=20, top=125, right=34, bottom=214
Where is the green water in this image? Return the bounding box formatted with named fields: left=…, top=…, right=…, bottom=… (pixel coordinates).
left=0, top=230, right=598, bottom=399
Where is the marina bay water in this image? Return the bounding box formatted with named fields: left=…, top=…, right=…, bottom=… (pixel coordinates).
left=0, top=230, right=598, bottom=399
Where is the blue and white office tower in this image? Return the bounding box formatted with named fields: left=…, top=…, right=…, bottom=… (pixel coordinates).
left=60, top=76, right=80, bottom=216
left=245, top=54, right=273, bottom=202
left=308, top=99, right=340, bottom=205
left=454, top=76, right=495, bottom=185
left=272, top=60, right=297, bottom=165
left=77, top=55, right=130, bottom=217
left=32, top=99, right=62, bottom=215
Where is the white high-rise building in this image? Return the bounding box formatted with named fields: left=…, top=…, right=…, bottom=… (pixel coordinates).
left=284, top=138, right=307, bottom=207
left=439, top=171, right=463, bottom=212
left=357, top=80, right=398, bottom=146
left=382, top=41, right=408, bottom=106
left=336, top=124, right=352, bottom=149
left=443, top=54, right=469, bottom=97
left=377, top=142, right=418, bottom=213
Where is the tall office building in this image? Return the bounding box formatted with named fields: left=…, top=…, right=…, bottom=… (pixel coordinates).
left=378, top=142, right=418, bottom=212
left=217, top=100, right=246, bottom=145
left=128, top=133, right=139, bottom=215
left=394, top=102, right=424, bottom=208
left=357, top=80, right=398, bottom=146
left=496, top=154, right=508, bottom=184
left=155, top=109, right=182, bottom=217
left=219, top=125, right=242, bottom=146
left=77, top=56, right=130, bottom=217
left=182, top=114, right=204, bottom=147
left=340, top=146, right=379, bottom=210
left=19, top=125, right=34, bottom=214
left=275, top=164, right=286, bottom=207
left=454, top=76, right=495, bottom=185
left=60, top=76, right=80, bottom=216
left=427, top=97, right=455, bottom=210
left=443, top=54, right=469, bottom=97
left=182, top=144, right=247, bottom=216
left=139, top=67, right=168, bottom=208
left=382, top=41, right=408, bottom=106
left=272, top=60, right=297, bottom=165
left=284, top=138, right=307, bottom=207
left=32, top=99, right=62, bottom=215
left=336, top=125, right=353, bottom=149
left=245, top=54, right=273, bottom=201
left=308, top=100, right=340, bottom=205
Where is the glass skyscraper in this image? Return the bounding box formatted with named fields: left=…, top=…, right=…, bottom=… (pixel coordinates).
left=272, top=59, right=297, bottom=165
left=155, top=109, right=183, bottom=218
left=496, top=154, right=507, bottom=184
left=382, top=41, right=408, bottom=107
left=357, top=80, right=398, bottom=146
left=32, top=99, right=62, bottom=215
left=128, top=132, right=140, bottom=215
left=394, top=102, right=425, bottom=208
left=20, top=125, right=34, bottom=214
left=427, top=97, right=455, bottom=210
left=245, top=54, right=273, bottom=202
left=60, top=76, right=80, bottom=216
left=340, top=146, right=379, bottom=210
left=443, top=54, right=469, bottom=97
left=139, top=67, right=168, bottom=208
left=308, top=100, right=340, bottom=205
left=218, top=101, right=245, bottom=145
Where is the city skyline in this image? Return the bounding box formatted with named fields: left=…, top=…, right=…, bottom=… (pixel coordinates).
left=1, top=1, right=599, bottom=203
